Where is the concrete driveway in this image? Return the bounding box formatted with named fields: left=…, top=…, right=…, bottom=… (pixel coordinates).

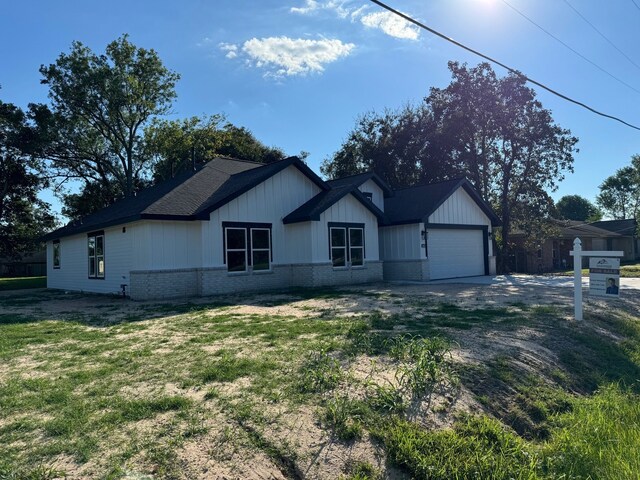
left=424, top=274, right=640, bottom=290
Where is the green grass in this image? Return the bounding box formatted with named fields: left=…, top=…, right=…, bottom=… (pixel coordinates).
left=0, top=276, right=46, bottom=291
left=554, top=261, right=640, bottom=278
left=0, top=287, right=639, bottom=478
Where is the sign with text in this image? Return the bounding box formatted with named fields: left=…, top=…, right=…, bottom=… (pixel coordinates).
left=589, top=257, right=620, bottom=297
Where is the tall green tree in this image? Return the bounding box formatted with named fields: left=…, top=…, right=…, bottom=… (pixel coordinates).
left=596, top=157, right=640, bottom=220
left=555, top=195, right=602, bottom=222
left=145, top=115, right=289, bottom=183
left=0, top=100, right=55, bottom=258
left=322, top=62, right=578, bottom=270
left=37, top=34, right=180, bottom=210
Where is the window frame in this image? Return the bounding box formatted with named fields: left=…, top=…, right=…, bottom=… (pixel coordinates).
left=87, top=231, right=105, bottom=280
left=222, top=222, right=273, bottom=273
left=53, top=240, right=61, bottom=269
left=328, top=222, right=366, bottom=268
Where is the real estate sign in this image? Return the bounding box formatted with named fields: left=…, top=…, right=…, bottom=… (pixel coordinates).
left=589, top=257, right=620, bottom=297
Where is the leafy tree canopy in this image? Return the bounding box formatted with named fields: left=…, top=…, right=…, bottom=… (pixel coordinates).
left=322, top=61, right=578, bottom=270
left=37, top=34, right=180, bottom=204
left=145, top=115, right=290, bottom=183
left=0, top=99, right=55, bottom=259
left=555, top=195, right=602, bottom=222
left=596, top=156, right=640, bottom=220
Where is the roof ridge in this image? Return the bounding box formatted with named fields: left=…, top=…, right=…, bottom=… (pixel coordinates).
left=392, top=177, right=464, bottom=191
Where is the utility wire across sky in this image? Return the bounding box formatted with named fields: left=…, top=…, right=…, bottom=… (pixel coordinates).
left=562, top=0, right=640, bottom=73
left=366, top=0, right=640, bottom=132
left=501, top=0, right=640, bottom=95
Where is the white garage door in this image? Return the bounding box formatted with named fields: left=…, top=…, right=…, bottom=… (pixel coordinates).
left=428, top=229, right=485, bottom=280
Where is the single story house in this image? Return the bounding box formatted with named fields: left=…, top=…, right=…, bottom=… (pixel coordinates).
left=509, top=220, right=625, bottom=273
left=43, top=156, right=500, bottom=299
left=590, top=219, right=639, bottom=261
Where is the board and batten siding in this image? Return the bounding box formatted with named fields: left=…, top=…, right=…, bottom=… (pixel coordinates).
left=47, top=224, right=134, bottom=294
left=429, top=188, right=491, bottom=227
left=379, top=223, right=424, bottom=260
left=428, top=187, right=493, bottom=256
left=204, top=165, right=322, bottom=266
left=131, top=221, right=202, bottom=270
left=358, top=179, right=384, bottom=212
left=311, top=194, right=380, bottom=263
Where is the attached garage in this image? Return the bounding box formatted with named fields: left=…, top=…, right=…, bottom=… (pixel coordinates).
left=427, top=228, right=487, bottom=280
left=379, top=178, right=500, bottom=282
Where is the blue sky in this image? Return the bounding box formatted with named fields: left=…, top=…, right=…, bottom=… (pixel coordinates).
left=2, top=0, right=639, bottom=220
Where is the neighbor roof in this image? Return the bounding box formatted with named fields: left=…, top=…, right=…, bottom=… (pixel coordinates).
left=43, top=156, right=325, bottom=241
left=590, top=219, right=638, bottom=236
left=383, top=178, right=501, bottom=227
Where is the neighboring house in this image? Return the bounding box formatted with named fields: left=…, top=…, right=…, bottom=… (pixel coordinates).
left=43, top=156, right=500, bottom=299
left=510, top=220, right=625, bottom=273
left=0, top=250, right=47, bottom=277
left=590, top=219, right=639, bottom=261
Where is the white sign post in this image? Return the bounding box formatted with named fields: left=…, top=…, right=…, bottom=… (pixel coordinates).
left=570, top=237, right=623, bottom=321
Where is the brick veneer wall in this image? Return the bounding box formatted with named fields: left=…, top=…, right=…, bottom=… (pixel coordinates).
left=382, top=260, right=430, bottom=281
left=129, top=261, right=383, bottom=300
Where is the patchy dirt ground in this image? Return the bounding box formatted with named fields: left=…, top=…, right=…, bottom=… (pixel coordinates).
left=1, top=282, right=639, bottom=479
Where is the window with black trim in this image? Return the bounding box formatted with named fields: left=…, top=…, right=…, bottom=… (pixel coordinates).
left=329, top=223, right=365, bottom=267
left=87, top=232, right=105, bottom=279
left=53, top=240, right=61, bottom=269
left=223, top=222, right=272, bottom=272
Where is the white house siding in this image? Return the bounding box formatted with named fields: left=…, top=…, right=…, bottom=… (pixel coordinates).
left=379, top=223, right=424, bottom=261
left=131, top=221, right=202, bottom=270
left=204, top=165, right=322, bottom=267
left=358, top=179, right=384, bottom=212
left=311, top=194, right=380, bottom=263
left=428, top=188, right=494, bottom=257
left=47, top=224, right=133, bottom=295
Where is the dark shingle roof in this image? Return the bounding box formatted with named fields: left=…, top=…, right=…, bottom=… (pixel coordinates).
left=43, top=156, right=324, bottom=241
left=590, top=219, right=638, bottom=236
left=382, top=178, right=501, bottom=227
left=326, top=171, right=393, bottom=196
left=283, top=185, right=384, bottom=224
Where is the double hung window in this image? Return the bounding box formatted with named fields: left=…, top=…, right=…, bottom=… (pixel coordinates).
left=88, top=232, right=105, bottom=279
left=329, top=223, right=365, bottom=267
left=223, top=223, right=272, bottom=272
left=53, top=240, right=61, bottom=269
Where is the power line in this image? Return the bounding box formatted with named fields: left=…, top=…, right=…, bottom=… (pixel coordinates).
left=366, top=0, right=640, bottom=132
left=501, top=0, right=640, bottom=96
left=562, top=0, right=640, bottom=73
left=632, top=0, right=640, bottom=12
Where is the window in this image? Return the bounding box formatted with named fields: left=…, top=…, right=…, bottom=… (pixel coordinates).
left=87, top=232, right=105, bottom=279
left=53, top=240, right=60, bottom=269
left=330, top=228, right=347, bottom=267
left=329, top=223, right=365, bottom=267
left=349, top=228, right=364, bottom=266
left=223, top=222, right=272, bottom=272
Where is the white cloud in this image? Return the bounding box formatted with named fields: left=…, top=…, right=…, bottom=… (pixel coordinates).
left=219, top=42, right=238, bottom=59
left=290, top=0, right=351, bottom=18
left=226, top=36, right=354, bottom=78
left=290, top=1, right=420, bottom=41
left=360, top=11, right=420, bottom=40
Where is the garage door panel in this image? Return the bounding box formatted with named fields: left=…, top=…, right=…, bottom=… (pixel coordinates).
left=428, top=229, right=485, bottom=280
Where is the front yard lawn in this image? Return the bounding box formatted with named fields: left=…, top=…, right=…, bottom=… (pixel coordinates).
left=1, top=284, right=639, bottom=479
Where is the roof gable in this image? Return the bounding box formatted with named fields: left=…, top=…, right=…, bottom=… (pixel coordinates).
left=382, top=178, right=500, bottom=227
left=283, top=185, right=384, bottom=224
left=326, top=171, right=393, bottom=196
left=43, top=156, right=326, bottom=241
